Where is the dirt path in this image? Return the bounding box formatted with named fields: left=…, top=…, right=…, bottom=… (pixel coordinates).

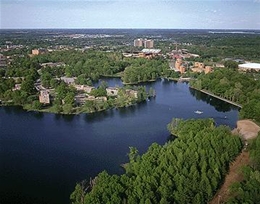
left=210, top=119, right=260, bottom=204
left=209, top=150, right=250, bottom=204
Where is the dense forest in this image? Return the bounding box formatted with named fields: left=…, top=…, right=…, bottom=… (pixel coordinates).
left=122, top=58, right=169, bottom=84
left=5, top=50, right=128, bottom=80
left=178, top=34, right=260, bottom=62
left=190, top=68, right=260, bottom=122
left=227, top=133, right=260, bottom=203
left=71, top=118, right=242, bottom=204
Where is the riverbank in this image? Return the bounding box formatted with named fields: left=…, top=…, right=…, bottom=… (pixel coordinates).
left=190, top=87, right=242, bottom=108
left=122, top=79, right=156, bottom=85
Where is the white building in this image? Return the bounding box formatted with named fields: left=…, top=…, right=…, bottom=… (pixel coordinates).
left=238, top=63, right=260, bottom=72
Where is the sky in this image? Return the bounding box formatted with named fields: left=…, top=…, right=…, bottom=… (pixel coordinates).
left=1, top=0, right=260, bottom=29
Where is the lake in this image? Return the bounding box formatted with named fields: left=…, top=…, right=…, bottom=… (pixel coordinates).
left=0, top=79, right=239, bottom=204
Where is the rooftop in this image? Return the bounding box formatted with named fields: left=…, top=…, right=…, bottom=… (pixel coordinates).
left=238, top=63, right=260, bottom=69
left=141, top=49, right=161, bottom=54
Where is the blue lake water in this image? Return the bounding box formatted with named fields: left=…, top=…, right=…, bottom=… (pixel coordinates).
left=0, top=79, right=239, bottom=204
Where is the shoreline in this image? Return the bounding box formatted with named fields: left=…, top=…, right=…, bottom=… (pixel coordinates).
left=0, top=98, right=148, bottom=115
left=123, top=79, right=156, bottom=85
left=190, top=87, right=242, bottom=108
left=1, top=78, right=243, bottom=115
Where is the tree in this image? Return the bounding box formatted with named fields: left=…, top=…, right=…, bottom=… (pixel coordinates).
left=21, top=79, right=36, bottom=95
left=63, top=103, right=73, bottom=114
left=64, top=92, right=75, bottom=105
left=224, top=60, right=238, bottom=69
left=72, top=118, right=242, bottom=204
left=89, top=88, right=107, bottom=97
left=128, top=147, right=138, bottom=163
left=32, top=100, right=42, bottom=110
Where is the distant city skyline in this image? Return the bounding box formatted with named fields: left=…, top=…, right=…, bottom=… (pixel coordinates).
left=1, top=0, right=260, bottom=29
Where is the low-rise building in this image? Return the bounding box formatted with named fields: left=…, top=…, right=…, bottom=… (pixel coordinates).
left=205, top=66, right=212, bottom=74
left=32, top=48, right=47, bottom=56
left=125, top=89, right=138, bottom=98
left=106, top=87, right=119, bottom=96
left=60, top=77, right=76, bottom=84
left=175, top=58, right=183, bottom=70
left=40, top=62, right=65, bottom=68
left=96, top=96, right=107, bottom=102
left=238, top=63, right=260, bottom=72
left=74, top=85, right=94, bottom=93
left=0, top=54, right=7, bottom=67
left=12, top=84, right=21, bottom=91
left=39, top=90, right=50, bottom=104
left=194, top=62, right=205, bottom=69
left=140, top=49, right=161, bottom=58
left=179, top=65, right=186, bottom=74
left=191, top=68, right=204, bottom=73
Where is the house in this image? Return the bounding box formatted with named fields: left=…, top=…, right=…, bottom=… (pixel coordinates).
left=106, top=87, right=119, bottom=96
left=96, top=97, right=107, bottom=102
left=126, top=89, right=138, bottom=98
left=74, top=85, right=94, bottom=93
left=32, top=48, right=47, bottom=56
left=60, top=77, right=76, bottom=85
left=39, top=90, right=50, bottom=104
left=12, top=84, right=21, bottom=91
left=75, top=94, right=88, bottom=104
left=194, top=62, right=205, bottom=69
left=205, top=66, right=212, bottom=74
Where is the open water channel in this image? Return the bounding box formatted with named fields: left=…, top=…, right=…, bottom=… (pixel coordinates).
left=0, top=78, right=239, bottom=204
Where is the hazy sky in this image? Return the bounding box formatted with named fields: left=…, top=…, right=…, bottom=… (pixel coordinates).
left=1, top=0, right=260, bottom=29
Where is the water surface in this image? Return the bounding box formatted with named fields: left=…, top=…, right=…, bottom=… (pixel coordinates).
left=0, top=79, right=239, bottom=204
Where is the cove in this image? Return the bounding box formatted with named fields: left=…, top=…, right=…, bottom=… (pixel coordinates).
left=0, top=79, right=239, bottom=204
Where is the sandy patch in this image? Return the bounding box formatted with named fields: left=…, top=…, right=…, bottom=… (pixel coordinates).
left=235, top=119, right=260, bottom=140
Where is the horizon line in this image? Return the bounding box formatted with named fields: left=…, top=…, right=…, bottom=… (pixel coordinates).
left=1, top=28, right=260, bottom=31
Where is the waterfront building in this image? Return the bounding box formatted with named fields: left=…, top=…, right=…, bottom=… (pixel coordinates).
left=125, top=89, right=138, bottom=98
left=106, top=87, right=119, bottom=96
left=39, top=90, right=50, bottom=104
